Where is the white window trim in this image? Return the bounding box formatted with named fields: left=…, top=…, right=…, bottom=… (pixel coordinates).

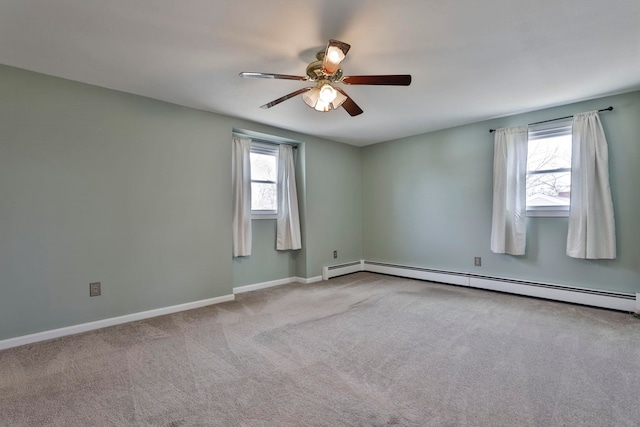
left=250, top=142, right=279, bottom=220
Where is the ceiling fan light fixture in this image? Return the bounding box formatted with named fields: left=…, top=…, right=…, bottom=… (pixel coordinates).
left=325, top=47, right=344, bottom=69
left=302, top=83, right=342, bottom=112
left=323, top=40, right=350, bottom=75
left=318, top=84, right=337, bottom=103
left=241, top=39, right=410, bottom=116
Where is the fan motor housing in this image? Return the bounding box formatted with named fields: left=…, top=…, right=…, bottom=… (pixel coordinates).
left=306, top=57, right=343, bottom=82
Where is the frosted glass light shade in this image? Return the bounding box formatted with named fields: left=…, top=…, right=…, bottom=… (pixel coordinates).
left=322, top=40, right=350, bottom=75
left=314, top=99, right=331, bottom=112
left=302, top=83, right=346, bottom=112
left=302, top=87, right=320, bottom=108
left=319, top=84, right=337, bottom=103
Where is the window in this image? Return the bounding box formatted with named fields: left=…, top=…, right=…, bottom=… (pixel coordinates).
left=526, top=120, right=572, bottom=217
left=250, top=142, right=278, bottom=218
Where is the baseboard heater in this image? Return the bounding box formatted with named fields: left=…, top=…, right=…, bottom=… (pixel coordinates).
left=323, top=260, right=638, bottom=313
left=322, top=261, right=364, bottom=281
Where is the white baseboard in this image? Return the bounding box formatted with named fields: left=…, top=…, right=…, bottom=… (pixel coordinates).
left=0, top=294, right=235, bottom=351
left=233, top=277, right=294, bottom=294
left=361, top=260, right=637, bottom=313
left=296, top=275, right=323, bottom=284
left=232, top=275, right=323, bottom=294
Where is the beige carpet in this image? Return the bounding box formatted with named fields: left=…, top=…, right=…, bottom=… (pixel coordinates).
left=1, top=272, right=639, bottom=426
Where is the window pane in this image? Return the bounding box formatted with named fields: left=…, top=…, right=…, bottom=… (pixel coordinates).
left=250, top=152, right=277, bottom=182
left=251, top=183, right=277, bottom=211
left=527, top=135, right=572, bottom=172
left=526, top=171, right=571, bottom=207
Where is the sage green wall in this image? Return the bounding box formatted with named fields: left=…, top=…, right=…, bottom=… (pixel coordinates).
left=0, top=65, right=232, bottom=340
left=362, top=91, right=640, bottom=294
left=304, top=138, right=363, bottom=277
left=0, top=64, right=363, bottom=340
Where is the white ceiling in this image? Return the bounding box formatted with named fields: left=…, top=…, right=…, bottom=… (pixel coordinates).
left=1, top=0, right=639, bottom=146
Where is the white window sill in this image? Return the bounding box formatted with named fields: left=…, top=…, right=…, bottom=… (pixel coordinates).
left=526, top=208, right=569, bottom=218
left=251, top=213, right=277, bottom=220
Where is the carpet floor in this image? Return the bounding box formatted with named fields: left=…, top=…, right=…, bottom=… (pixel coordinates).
left=1, top=272, right=639, bottom=426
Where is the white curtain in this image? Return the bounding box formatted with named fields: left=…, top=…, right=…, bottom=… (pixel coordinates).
left=490, top=126, right=528, bottom=255
left=276, top=144, right=302, bottom=250
left=566, top=111, right=616, bottom=259
left=232, top=136, right=252, bottom=257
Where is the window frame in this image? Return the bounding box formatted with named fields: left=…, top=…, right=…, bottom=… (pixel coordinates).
left=526, top=120, right=573, bottom=218
left=249, top=142, right=279, bottom=220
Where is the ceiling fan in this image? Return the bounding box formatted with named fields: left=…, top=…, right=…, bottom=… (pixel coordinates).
left=239, top=40, right=411, bottom=117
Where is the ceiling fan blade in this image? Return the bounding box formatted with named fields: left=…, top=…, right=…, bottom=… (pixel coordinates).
left=239, top=72, right=308, bottom=81
left=342, top=75, right=412, bottom=86
left=322, top=39, right=351, bottom=76
left=335, top=88, right=363, bottom=116
left=260, top=87, right=313, bottom=109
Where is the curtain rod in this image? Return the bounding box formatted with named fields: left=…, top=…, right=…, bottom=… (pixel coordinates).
left=489, top=106, right=614, bottom=133
left=233, top=132, right=298, bottom=148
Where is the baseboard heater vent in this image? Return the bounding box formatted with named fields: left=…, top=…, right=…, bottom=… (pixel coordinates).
left=361, top=260, right=637, bottom=312
left=322, top=261, right=364, bottom=281
left=365, top=261, right=470, bottom=287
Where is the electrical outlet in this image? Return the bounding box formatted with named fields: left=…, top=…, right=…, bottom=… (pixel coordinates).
left=474, top=257, right=482, bottom=267
left=333, top=250, right=338, bottom=259
left=90, top=282, right=101, bottom=297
